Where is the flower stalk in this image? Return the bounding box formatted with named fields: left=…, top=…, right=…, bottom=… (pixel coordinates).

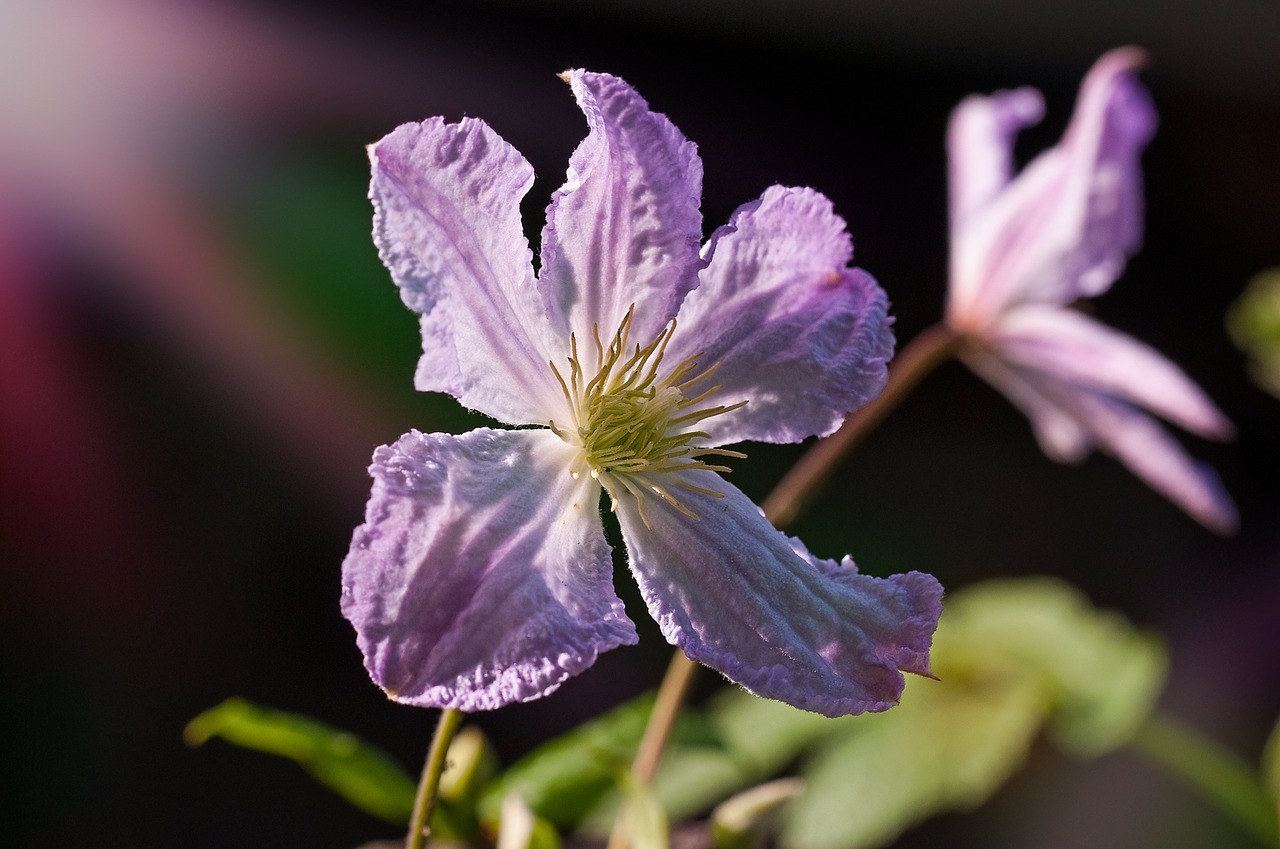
left=613, top=322, right=959, bottom=847
left=406, top=708, right=464, bottom=849
left=763, top=322, right=960, bottom=529
left=1130, top=712, right=1279, bottom=847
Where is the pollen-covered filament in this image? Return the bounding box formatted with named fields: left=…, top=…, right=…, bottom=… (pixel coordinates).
left=548, top=305, right=746, bottom=526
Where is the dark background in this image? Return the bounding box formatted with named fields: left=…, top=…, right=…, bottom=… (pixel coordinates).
left=2, top=1, right=1277, bottom=847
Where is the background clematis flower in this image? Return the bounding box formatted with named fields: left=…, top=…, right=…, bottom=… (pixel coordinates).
left=944, top=47, right=1238, bottom=533
left=342, top=70, right=943, bottom=717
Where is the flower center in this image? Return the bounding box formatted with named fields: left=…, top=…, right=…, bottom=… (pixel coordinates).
left=548, top=305, right=746, bottom=525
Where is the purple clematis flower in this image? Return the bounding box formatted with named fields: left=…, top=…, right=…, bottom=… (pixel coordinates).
left=945, top=48, right=1237, bottom=533
left=341, top=71, right=942, bottom=717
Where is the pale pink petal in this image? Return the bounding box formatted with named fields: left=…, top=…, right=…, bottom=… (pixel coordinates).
left=538, top=70, right=703, bottom=345
left=949, top=47, right=1156, bottom=329
left=612, top=471, right=942, bottom=717
left=1070, top=392, right=1239, bottom=534
left=341, top=428, right=637, bottom=711
left=370, top=119, right=564, bottom=424
left=666, top=186, right=894, bottom=446
left=992, top=305, right=1234, bottom=440
left=947, top=86, right=1044, bottom=232
left=961, top=344, right=1092, bottom=461
left=963, top=343, right=1238, bottom=533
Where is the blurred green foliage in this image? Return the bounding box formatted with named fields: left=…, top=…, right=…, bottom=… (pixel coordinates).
left=477, top=693, right=717, bottom=831
left=225, top=151, right=487, bottom=435
left=189, top=578, right=1169, bottom=848
left=649, top=578, right=1166, bottom=849
left=1227, top=268, right=1280, bottom=399
left=1264, top=716, right=1280, bottom=838
left=185, top=697, right=416, bottom=824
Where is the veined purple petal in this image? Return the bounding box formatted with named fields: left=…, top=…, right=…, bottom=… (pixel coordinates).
left=960, top=344, right=1091, bottom=462
left=613, top=471, right=942, bottom=717
left=948, top=48, right=1156, bottom=330
left=538, top=70, right=703, bottom=344
left=341, top=428, right=637, bottom=711
left=947, top=86, right=1044, bottom=233
left=668, top=186, right=894, bottom=446
left=370, top=119, right=564, bottom=424
left=1069, top=391, right=1239, bottom=534
left=963, top=344, right=1238, bottom=533
left=991, top=305, right=1234, bottom=440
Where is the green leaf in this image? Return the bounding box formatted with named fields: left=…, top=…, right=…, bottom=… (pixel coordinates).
left=1265, top=713, right=1280, bottom=822
left=440, top=725, right=500, bottom=806
left=711, top=778, right=805, bottom=849
left=779, top=577, right=1167, bottom=849
left=617, top=772, right=670, bottom=849
left=185, top=698, right=416, bottom=824
left=572, top=686, right=837, bottom=836
left=939, top=577, right=1167, bottom=756
left=1131, top=714, right=1279, bottom=846
left=784, top=671, right=1047, bottom=849
left=479, top=693, right=716, bottom=831
left=495, top=793, right=564, bottom=849
left=647, top=689, right=837, bottom=823
left=1228, top=268, right=1280, bottom=399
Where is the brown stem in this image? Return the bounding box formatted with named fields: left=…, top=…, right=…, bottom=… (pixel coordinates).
left=609, top=322, right=959, bottom=848
left=762, top=322, right=959, bottom=529
left=607, top=652, right=700, bottom=849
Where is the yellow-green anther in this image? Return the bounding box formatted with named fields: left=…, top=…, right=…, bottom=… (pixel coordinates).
left=549, top=305, right=746, bottom=523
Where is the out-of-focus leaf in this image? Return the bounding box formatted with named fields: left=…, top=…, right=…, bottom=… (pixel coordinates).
left=497, top=793, right=563, bottom=849
left=1228, top=268, right=1280, bottom=398
left=227, top=154, right=418, bottom=386
left=779, top=577, right=1167, bottom=849
left=576, top=686, right=837, bottom=835
left=185, top=697, right=415, bottom=824
left=711, top=778, right=805, bottom=849
left=618, top=773, right=670, bottom=849
left=646, top=689, right=837, bottom=824
left=440, top=725, right=500, bottom=805
left=784, top=671, right=1046, bottom=849
left=1131, top=714, right=1279, bottom=846
left=942, top=578, right=1167, bottom=755
left=1265, top=713, right=1280, bottom=821
left=478, top=693, right=716, bottom=831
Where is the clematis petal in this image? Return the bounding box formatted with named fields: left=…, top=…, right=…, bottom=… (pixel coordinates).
left=960, top=344, right=1092, bottom=462
left=612, top=471, right=942, bottom=717
left=963, top=344, right=1238, bottom=533
left=947, top=85, right=1044, bottom=233
left=370, top=119, right=564, bottom=424
left=1068, top=391, right=1239, bottom=533
left=948, top=47, right=1157, bottom=329
left=538, top=70, right=703, bottom=344
left=668, top=186, right=894, bottom=446
left=991, top=305, right=1234, bottom=440
left=341, top=428, right=637, bottom=712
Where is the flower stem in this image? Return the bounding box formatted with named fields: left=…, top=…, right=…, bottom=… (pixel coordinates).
left=406, top=708, right=464, bottom=849
left=610, top=323, right=959, bottom=848
left=632, top=650, right=701, bottom=784
left=763, top=322, right=959, bottom=529
left=608, top=651, right=700, bottom=849
left=1129, top=712, right=1279, bottom=846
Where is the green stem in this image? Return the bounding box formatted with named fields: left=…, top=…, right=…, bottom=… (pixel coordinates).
left=609, top=323, right=959, bottom=848
left=406, top=708, right=465, bottom=849
left=1130, top=712, right=1279, bottom=846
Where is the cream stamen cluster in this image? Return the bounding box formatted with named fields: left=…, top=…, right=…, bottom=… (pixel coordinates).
left=549, top=305, right=746, bottom=525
